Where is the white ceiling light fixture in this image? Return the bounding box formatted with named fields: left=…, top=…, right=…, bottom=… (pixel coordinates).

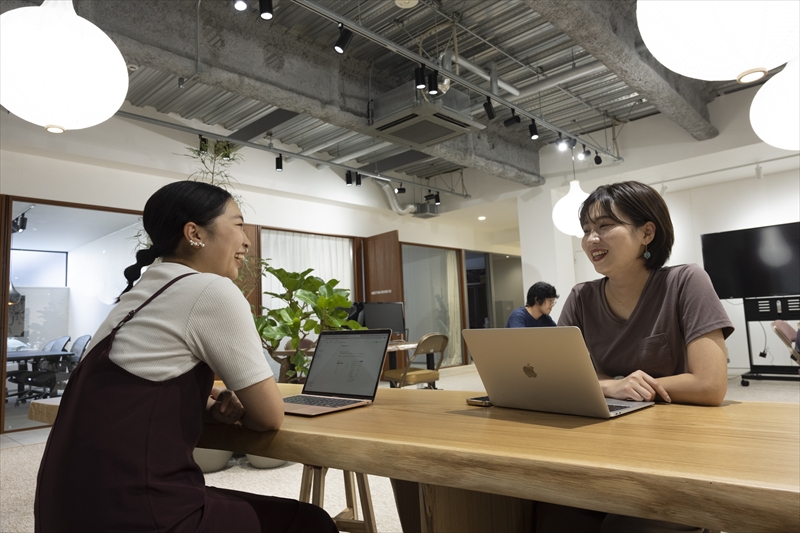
left=636, top=1, right=800, bottom=83
left=0, top=0, right=129, bottom=133
left=750, top=58, right=800, bottom=151
left=552, top=180, right=589, bottom=239
left=395, top=0, right=419, bottom=8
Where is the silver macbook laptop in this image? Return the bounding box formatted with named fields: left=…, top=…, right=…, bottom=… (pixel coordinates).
left=462, top=327, right=653, bottom=419
left=283, top=329, right=391, bottom=416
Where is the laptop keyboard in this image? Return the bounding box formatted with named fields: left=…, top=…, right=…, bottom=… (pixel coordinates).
left=284, top=395, right=364, bottom=408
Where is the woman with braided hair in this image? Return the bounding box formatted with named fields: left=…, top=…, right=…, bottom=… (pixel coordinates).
left=35, top=181, right=337, bottom=532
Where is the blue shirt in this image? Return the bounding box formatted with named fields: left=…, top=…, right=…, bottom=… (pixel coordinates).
left=505, top=306, right=556, bottom=328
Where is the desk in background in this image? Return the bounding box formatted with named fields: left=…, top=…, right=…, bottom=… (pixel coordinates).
left=30, top=386, right=799, bottom=533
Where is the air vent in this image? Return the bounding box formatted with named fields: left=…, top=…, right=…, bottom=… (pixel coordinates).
left=368, top=82, right=484, bottom=150
left=412, top=203, right=439, bottom=218
left=757, top=300, right=771, bottom=313
left=787, top=299, right=800, bottom=312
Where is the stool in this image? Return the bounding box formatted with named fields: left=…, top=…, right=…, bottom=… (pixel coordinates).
left=299, top=465, right=378, bottom=533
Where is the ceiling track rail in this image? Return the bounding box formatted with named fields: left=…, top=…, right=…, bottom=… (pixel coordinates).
left=114, top=110, right=470, bottom=199
left=291, top=0, right=623, bottom=163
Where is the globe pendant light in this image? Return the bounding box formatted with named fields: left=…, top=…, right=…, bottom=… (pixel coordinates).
left=750, top=58, right=800, bottom=151
left=0, top=0, right=129, bottom=133
left=552, top=180, right=589, bottom=239
left=636, top=1, right=800, bottom=82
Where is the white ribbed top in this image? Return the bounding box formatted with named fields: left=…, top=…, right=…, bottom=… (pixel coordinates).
left=90, top=262, right=272, bottom=390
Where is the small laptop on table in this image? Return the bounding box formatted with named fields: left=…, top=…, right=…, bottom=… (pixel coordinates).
left=462, top=327, right=653, bottom=419
left=283, top=329, right=392, bottom=417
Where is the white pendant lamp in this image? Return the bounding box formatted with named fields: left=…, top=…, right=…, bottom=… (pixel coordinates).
left=0, top=0, right=129, bottom=133
left=552, top=180, right=589, bottom=239
left=750, top=58, right=800, bottom=151
left=637, top=1, right=800, bottom=82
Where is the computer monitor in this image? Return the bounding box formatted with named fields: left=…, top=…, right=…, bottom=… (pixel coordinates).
left=361, top=302, right=406, bottom=339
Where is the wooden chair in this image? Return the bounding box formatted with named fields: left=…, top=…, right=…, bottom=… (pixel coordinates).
left=382, top=333, right=448, bottom=389
left=299, top=465, right=377, bottom=533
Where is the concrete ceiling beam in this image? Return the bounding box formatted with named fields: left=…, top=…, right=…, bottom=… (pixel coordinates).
left=526, top=0, right=719, bottom=141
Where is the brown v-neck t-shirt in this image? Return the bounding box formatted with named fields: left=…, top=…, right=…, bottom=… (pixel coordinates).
left=557, top=264, right=734, bottom=378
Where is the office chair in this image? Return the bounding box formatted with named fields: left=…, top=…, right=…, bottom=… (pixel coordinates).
left=382, top=333, right=449, bottom=389
left=771, top=320, right=799, bottom=365
left=11, top=335, right=72, bottom=405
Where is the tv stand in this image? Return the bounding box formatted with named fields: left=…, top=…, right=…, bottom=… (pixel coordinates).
left=741, top=296, right=800, bottom=386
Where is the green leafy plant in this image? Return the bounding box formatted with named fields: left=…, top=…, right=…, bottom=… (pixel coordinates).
left=254, top=260, right=364, bottom=382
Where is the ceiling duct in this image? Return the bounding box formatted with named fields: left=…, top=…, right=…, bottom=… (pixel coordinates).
left=367, top=82, right=485, bottom=150
left=412, top=203, right=439, bottom=218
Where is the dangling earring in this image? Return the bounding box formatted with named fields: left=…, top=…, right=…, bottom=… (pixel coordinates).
left=643, top=243, right=651, bottom=260
left=189, top=239, right=205, bottom=248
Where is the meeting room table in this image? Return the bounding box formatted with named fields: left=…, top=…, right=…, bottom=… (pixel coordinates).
left=29, top=385, right=799, bottom=533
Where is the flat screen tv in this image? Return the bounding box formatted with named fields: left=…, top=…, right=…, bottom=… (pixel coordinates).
left=361, top=302, right=406, bottom=338
left=701, top=222, right=800, bottom=299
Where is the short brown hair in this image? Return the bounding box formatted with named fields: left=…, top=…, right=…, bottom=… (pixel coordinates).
left=579, top=181, right=674, bottom=270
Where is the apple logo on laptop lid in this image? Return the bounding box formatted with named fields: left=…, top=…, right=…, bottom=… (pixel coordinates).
left=523, top=364, right=537, bottom=378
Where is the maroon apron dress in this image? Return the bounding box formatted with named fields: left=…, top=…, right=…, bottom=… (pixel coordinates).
left=34, top=273, right=338, bottom=533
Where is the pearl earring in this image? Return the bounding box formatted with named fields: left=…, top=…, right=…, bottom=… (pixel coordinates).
left=189, top=239, right=205, bottom=248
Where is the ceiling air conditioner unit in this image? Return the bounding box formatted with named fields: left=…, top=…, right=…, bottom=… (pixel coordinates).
left=412, top=203, right=439, bottom=218
left=368, top=82, right=485, bottom=150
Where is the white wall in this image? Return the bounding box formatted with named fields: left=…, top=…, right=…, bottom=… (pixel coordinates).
left=15, top=287, right=70, bottom=349
left=66, top=222, right=143, bottom=344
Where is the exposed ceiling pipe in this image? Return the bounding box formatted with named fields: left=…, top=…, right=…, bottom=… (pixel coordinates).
left=373, top=179, right=417, bottom=216
left=320, top=141, right=394, bottom=167
left=470, top=61, right=607, bottom=115
left=442, top=50, right=520, bottom=96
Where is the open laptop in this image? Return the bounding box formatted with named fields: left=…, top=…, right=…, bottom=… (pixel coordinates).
left=461, top=327, right=653, bottom=419
left=283, top=329, right=392, bottom=416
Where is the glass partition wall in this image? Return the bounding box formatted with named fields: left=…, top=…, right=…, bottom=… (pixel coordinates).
left=4, top=200, right=141, bottom=432
left=401, top=244, right=465, bottom=368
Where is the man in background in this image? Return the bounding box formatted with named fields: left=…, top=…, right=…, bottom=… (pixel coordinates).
left=506, top=282, right=558, bottom=328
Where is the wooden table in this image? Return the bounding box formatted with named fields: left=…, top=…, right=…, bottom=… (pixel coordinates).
left=30, top=386, right=799, bottom=533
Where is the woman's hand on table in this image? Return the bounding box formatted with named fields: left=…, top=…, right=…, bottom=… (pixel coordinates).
left=600, top=370, right=671, bottom=403
left=207, top=388, right=245, bottom=424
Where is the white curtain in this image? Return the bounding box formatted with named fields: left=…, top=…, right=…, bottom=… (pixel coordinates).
left=443, top=249, right=463, bottom=367
left=260, top=230, right=354, bottom=340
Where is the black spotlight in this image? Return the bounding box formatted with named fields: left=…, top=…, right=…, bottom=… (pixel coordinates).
left=424, top=191, right=436, bottom=202
left=427, top=71, right=439, bottom=95
left=259, top=0, right=273, bottom=19
left=415, top=65, right=426, bottom=90
left=395, top=184, right=406, bottom=194
left=557, top=133, right=567, bottom=151
left=434, top=192, right=441, bottom=206
left=529, top=120, right=539, bottom=140
left=199, top=135, right=209, bottom=154
left=355, top=172, right=362, bottom=187
left=334, top=23, right=353, bottom=54
left=275, top=153, right=283, bottom=171
left=483, top=96, right=496, bottom=120
left=503, top=109, right=521, bottom=128
left=345, top=170, right=353, bottom=186
left=594, top=151, right=603, bottom=165
left=11, top=214, right=27, bottom=233
left=566, top=137, right=577, bottom=150
left=577, top=144, right=591, bottom=160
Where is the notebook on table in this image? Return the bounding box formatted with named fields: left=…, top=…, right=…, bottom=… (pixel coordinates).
left=283, top=329, right=392, bottom=416
left=461, top=327, right=653, bottom=419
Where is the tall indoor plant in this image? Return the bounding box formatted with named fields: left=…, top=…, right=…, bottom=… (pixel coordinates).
left=254, top=260, right=363, bottom=382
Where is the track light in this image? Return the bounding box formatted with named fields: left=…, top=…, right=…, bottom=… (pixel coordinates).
left=594, top=151, right=602, bottom=165
left=415, top=65, right=426, bottom=90
left=11, top=213, right=27, bottom=233
left=566, top=137, right=577, bottom=150
left=577, top=144, right=592, bottom=161
left=395, top=184, right=406, bottom=194
left=503, top=109, right=521, bottom=128
left=275, top=153, right=283, bottom=171
left=529, top=120, right=539, bottom=140
left=345, top=170, right=353, bottom=186
left=483, top=97, right=496, bottom=120
left=259, top=0, right=273, bottom=19
left=233, top=0, right=248, bottom=11
left=355, top=172, right=362, bottom=186
left=557, top=133, right=567, bottom=151
left=334, top=23, right=354, bottom=54
left=427, top=71, right=439, bottom=95
left=199, top=135, right=208, bottom=154
left=424, top=191, right=436, bottom=202
left=434, top=192, right=441, bottom=205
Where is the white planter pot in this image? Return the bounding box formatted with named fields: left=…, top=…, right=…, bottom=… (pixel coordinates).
left=192, top=448, right=233, bottom=473
left=246, top=454, right=287, bottom=469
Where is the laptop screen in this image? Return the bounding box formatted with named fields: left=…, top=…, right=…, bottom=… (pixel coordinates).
left=302, top=330, right=391, bottom=399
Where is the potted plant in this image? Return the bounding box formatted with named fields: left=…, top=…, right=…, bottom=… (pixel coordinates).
left=254, top=260, right=363, bottom=382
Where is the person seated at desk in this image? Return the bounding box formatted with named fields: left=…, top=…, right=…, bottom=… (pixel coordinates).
left=34, top=181, right=337, bottom=533
left=538, top=181, right=733, bottom=533
left=505, top=282, right=559, bottom=328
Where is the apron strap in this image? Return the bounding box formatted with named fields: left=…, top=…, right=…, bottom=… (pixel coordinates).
left=113, top=272, right=198, bottom=332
